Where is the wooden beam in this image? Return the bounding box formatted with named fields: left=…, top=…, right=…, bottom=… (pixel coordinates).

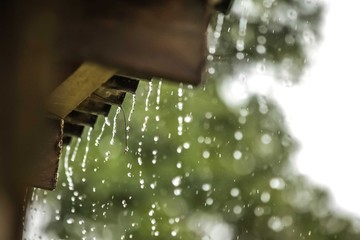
left=59, top=0, right=212, bottom=86
left=47, top=62, right=117, bottom=119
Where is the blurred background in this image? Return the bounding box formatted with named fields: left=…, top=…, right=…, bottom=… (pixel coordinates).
left=24, top=0, right=360, bottom=239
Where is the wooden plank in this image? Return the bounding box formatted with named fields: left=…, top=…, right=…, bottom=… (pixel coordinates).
left=59, top=0, right=212, bottom=86
left=47, top=62, right=117, bottom=119
left=30, top=118, right=64, bottom=190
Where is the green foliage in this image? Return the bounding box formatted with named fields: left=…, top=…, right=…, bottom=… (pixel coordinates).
left=24, top=1, right=360, bottom=239
left=27, top=80, right=360, bottom=240
left=208, top=0, right=323, bottom=83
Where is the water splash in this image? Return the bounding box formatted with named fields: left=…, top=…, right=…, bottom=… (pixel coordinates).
left=64, top=145, right=74, bottom=191
left=95, top=117, right=110, bottom=146
left=81, top=127, right=93, bottom=172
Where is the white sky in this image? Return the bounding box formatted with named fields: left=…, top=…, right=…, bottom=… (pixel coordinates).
left=223, top=0, right=360, bottom=218
left=264, top=0, right=360, bottom=217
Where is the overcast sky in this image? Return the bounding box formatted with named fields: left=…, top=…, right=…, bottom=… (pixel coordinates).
left=269, top=0, right=360, bottom=217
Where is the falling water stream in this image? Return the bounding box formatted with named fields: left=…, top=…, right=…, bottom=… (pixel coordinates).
left=22, top=1, right=332, bottom=238
left=64, top=145, right=74, bottom=191
left=110, top=107, right=121, bottom=145
left=81, top=127, right=93, bottom=172
left=125, top=94, right=137, bottom=152
left=95, top=117, right=110, bottom=147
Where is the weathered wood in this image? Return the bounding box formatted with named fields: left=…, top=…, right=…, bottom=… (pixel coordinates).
left=76, top=99, right=112, bottom=116
left=65, top=111, right=98, bottom=127
left=30, top=118, right=63, bottom=190
left=0, top=0, right=233, bottom=238
left=64, top=123, right=85, bottom=138
left=103, top=76, right=140, bottom=94
left=48, top=62, right=117, bottom=119
left=59, top=0, right=212, bottom=86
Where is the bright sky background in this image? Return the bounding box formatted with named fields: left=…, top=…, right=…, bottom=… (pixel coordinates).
left=248, top=0, right=360, bottom=217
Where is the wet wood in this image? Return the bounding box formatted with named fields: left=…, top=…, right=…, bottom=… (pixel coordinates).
left=59, top=0, right=212, bottom=86
left=30, top=118, right=64, bottom=190
left=48, top=62, right=117, bottom=119
left=0, top=1, right=233, bottom=238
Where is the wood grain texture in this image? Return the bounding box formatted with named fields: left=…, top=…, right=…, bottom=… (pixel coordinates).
left=30, top=118, right=64, bottom=190
left=59, top=0, right=212, bottom=86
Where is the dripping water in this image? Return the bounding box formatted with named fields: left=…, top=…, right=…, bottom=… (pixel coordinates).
left=156, top=80, right=162, bottom=110
left=109, top=106, right=129, bottom=152
left=81, top=127, right=93, bottom=172
left=110, top=107, right=121, bottom=145
left=95, top=117, right=110, bottom=146
left=71, top=138, right=81, bottom=162
left=140, top=81, right=153, bottom=134
left=135, top=81, right=153, bottom=187
left=177, top=83, right=184, bottom=136
left=236, top=0, right=251, bottom=52
left=128, top=94, right=137, bottom=122
left=145, top=81, right=153, bottom=112
left=125, top=94, right=137, bottom=152
left=210, top=13, right=225, bottom=54
left=64, top=145, right=74, bottom=191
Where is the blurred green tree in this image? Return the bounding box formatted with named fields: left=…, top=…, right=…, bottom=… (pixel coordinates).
left=24, top=0, right=360, bottom=239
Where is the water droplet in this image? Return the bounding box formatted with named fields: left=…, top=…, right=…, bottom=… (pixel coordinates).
left=230, top=188, right=240, bottom=197
left=285, top=34, right=296, bottom=45
left=202, top=151, right=210, bottom=159
left=66, top=218, right=74, bottom=224
left=233, top=150, right=242, bottom=160
left=269, top=178, right=286, bottom=190
left=174, top=188, right=182, bottom=196
left=184, top=115, right=192, bottom=123
left=81, top=127, right=93, bottom=172
left=64, top=145, right=74, bottom=191
left=206, top=198, right=214, bottom=206
left=110, top=107, right=121, bottom=145
left=172, top=176, right=181, bottom=187
left=205, top=112, right=213, bottom=119
left=261, top=134, right=272, bottom=144
left=268, top=216, right=284, bottom=232
left=145, top=81, right=153, bottom=112
left=156, top=80, right=162, bottom=108
left=233, top=205, right=242, bottom=215
left=95, top=117, right=109, bottom=146
left=257, top=35, right=267, bottom=45
left=287, top=9, right=298, bottom=20
left=256, top=45, right=266, bottom=54
left=202, top=183, right=211, bottom=191
left=178, top=116, right=183, bottom=136
left=208, top=67, right=215, bottom=75
left=261, top=192, right=271, bottom=203
left=171, top=230, right=177, bottom=237
left=234, top=131, right=243, bottom=140
left=183, top=142, right=190, bottom=149
left=254, top=207, right=265, bottom=216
